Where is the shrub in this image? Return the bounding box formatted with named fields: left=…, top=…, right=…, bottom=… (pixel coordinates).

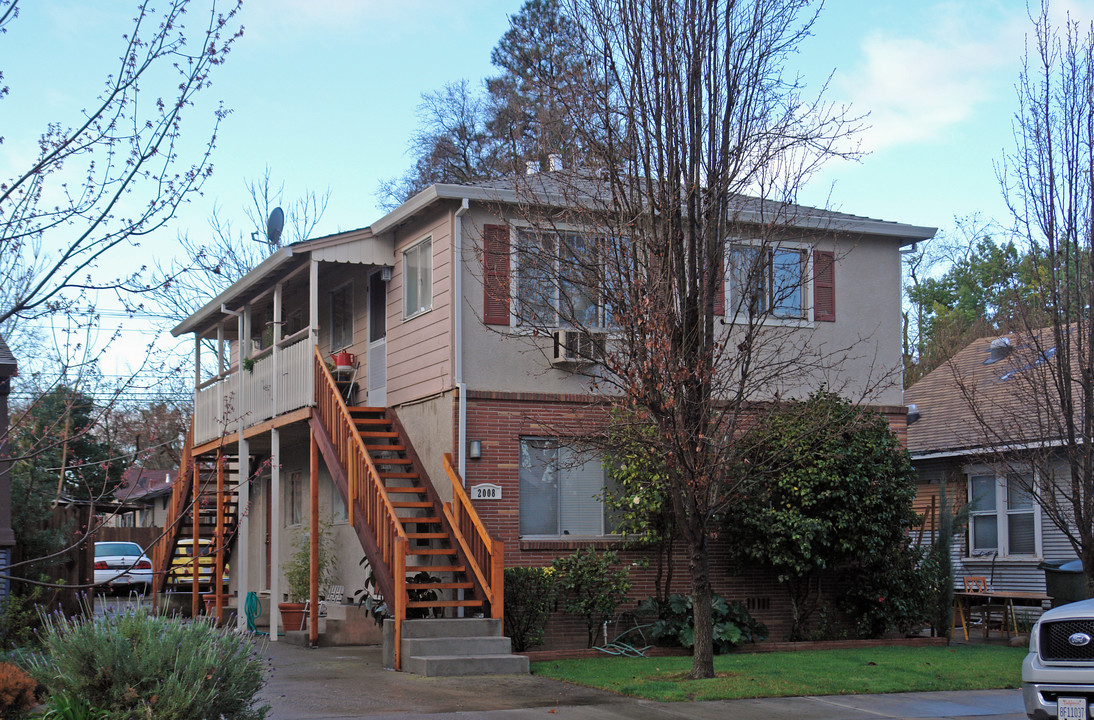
left=0, top=661, right=36, bottom=719
left=503, top=566, right=555, bottom=651
left=27, top=608, right=269, bottom=720
left=839, top=539, right=938, bottom=638
left=637, top=593, right=768, bottom=653
left=551, top=548, right=631, bottom=648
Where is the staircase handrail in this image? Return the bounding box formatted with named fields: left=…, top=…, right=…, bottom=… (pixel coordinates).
left=442, top=453, right=504, bottom=620
left=151, top=420, right=197, bottom=600
left=313, top=347, right=407, bottom=652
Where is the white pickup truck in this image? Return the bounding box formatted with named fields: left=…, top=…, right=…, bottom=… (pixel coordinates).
left=1024, top=599, right=1094, bottom=719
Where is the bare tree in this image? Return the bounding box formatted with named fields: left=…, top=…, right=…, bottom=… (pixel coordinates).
left=0, top=0, right=243, bottom=350
left=492, top=0, right=861, bottom=678
left=151, top=167, right=331, bottom=322
left=958, top=3, right=1094, bottom=596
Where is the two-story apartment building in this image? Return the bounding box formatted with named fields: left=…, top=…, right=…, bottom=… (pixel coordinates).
left=154, top=176, right=934, bottom=662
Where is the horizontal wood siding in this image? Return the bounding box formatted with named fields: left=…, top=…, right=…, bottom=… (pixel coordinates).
left=387, top=212, right=452, bottom=406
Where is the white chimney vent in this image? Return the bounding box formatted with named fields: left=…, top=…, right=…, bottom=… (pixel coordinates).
left=548, top=153, right=563, bottom=172
left=526, top=160, right=538, bottom=175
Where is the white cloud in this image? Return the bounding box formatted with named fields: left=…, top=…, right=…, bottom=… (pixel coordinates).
left=836, top=2, right=1026, bottom=152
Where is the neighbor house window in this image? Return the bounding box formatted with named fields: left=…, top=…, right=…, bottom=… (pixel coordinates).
left=287, top=471, right=303, bottom=527
left=518, top=437, right=614, bottom=536
left=968, top=472, right=1039, bottom=556
left=728, top=244, right=807, bottom=319
left=515, top=230, right=607, bottom=329
left=403, top=237, right=433, bottom=318
left=330, top=283, right=353, bottom=350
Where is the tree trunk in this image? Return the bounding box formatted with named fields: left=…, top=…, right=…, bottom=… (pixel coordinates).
left=686, top=537, right=715, bottom=679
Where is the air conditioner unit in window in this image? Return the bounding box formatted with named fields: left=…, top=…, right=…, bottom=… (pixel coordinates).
left=551, top=329, right=606, bottom=367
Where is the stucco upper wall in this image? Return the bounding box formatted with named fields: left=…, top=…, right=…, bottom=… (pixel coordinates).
left=455, top=205, right=908, bottom=405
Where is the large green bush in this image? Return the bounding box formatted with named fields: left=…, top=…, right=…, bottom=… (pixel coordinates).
left=28, top=609, right=268, bottom=720
left=552, top=548, right=631, bottom=648
left=638, top=593, right=767, bottom=653
left=503, top=566, right=555, bottom=651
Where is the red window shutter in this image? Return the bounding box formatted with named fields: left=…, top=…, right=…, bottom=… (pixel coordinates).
left=483, top=224, right=511, bottom=326
left=813, top=249, right=835, bottom=322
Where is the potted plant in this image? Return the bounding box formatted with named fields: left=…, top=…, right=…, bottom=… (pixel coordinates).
left=279, top=522, right=338, bottom=632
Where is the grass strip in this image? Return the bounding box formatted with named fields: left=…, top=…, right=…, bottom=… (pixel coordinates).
left=531, top=645, right=1027, bottom=702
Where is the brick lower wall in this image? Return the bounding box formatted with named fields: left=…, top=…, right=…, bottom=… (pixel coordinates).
left=456, top=391, right=908, bottom=648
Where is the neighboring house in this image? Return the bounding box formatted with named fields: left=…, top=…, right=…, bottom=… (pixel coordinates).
left=906, top=331, right=1078, bottom=595
left=109, top=468, right=175, bottom=528
left=153, top=175, right=934, bottom=657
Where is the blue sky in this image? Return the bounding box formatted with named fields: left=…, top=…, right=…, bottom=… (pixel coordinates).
left=2, top=0, right=1091, bottom=379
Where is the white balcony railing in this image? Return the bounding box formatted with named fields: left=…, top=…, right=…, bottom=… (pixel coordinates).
left=193, top=336, right=315, bottom=446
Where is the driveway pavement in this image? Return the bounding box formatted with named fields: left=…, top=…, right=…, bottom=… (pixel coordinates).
left=258, top=641, right=1029, bottom=720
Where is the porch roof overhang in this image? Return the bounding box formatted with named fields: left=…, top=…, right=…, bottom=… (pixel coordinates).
left=370, top=183, right=938, bottom=245
left=172, top=231, right=395, bottom=338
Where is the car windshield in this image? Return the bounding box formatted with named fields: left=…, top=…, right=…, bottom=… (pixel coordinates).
left=95, top=542, right=143, bottom=557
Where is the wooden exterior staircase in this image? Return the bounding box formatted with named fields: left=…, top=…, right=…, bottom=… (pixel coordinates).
left=311, top=348, right=516, bottom=672
left=150, top=426, right=241, bottom=620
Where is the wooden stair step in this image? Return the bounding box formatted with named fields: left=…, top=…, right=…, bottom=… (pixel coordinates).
left=359, top=431, right=399, bottom=438
left=406, top=548, right=456, bottom=556
left=385, top=487, right=426, bottom=494
left=405, top=533, right=448, bottom=540
left=399, top=516, right=441, bottom=524
left=407, top=600, right=484, bottom=609
left=407, top=565, right=465, bottom=573
left=372, top=458, right=412, bottom=465
left=380, top=472, right=419, bottom=480
left=407, top=582, right=474, bottom=590
left=366, top=444, right=406, bottom=452
left=391, top=501, right=433, bottom=508
left=348, top=406, right=387, bottom=413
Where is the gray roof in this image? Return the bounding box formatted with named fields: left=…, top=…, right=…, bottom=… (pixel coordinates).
left=0, top=335, right=16, bottom=378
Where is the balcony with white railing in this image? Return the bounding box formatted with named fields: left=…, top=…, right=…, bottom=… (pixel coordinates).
left=193, top=331, right=315, bottom=446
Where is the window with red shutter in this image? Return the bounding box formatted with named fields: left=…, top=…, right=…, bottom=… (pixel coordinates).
left=483, top=224, right=511, bottom=326
left=813, top=249, right=835, bottom=322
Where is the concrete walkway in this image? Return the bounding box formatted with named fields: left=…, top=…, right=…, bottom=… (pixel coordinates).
left=257, top=641, right=1029, bottom=720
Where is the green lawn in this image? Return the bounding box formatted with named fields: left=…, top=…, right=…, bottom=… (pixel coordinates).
left=531, top=645, right=1028, bottom=702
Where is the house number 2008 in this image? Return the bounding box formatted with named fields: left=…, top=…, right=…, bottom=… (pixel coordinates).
left=472, top=484, right=502, bottom=500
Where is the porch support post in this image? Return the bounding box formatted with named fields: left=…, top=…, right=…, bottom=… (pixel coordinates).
left=215, top=450, right=225, bottom=624
left=194, top=334, right=201, bottom=389
left=308, top=428, right=319, bottom=648
left=309, top=260, right=319, bottom=351
left=235, top=435, right=251, bottom=631
left=191, top=458, right=200, bottom=618
left=269, top=427, right=281, bottom=641
left=273, top=283, right=282, bottom=414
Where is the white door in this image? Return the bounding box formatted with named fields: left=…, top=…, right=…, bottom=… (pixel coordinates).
left=367, top=271, right=387, bottom=406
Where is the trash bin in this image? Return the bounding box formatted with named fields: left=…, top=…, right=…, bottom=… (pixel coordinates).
left=1040, top=559, right=1086, bottom=607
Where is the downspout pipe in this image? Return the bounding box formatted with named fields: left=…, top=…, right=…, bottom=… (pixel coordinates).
left=454, top=198, right=470, bottom=481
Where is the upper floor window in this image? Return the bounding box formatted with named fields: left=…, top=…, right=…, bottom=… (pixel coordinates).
left=515, top=230, right=606, bottom=329
left=330, top=282, right=353, bottom=351
left=728, top=244, right=808, bottom=319
left=968, top=472, right=1039, bottom=557
left=518, top=437, right=615, bottom=537
left=404, top=237, right=433, bottom=319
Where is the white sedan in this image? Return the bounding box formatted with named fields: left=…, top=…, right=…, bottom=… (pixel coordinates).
left=93, top=541, right=153, bottom=593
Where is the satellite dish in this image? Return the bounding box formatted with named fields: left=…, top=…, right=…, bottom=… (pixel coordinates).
left=267, top=207, right=285, bottom=246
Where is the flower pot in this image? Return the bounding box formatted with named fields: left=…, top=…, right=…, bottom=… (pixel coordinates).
left=278, top=602, right=308, bottom=632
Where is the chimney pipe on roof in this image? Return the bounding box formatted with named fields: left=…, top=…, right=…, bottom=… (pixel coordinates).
left=548, top=153, right=563, bottom=172
left=986, top=337, right=1012, bottom=364
left=526, top=160, right=538, bottom=175
left=907, top=403, right=920, bottom=424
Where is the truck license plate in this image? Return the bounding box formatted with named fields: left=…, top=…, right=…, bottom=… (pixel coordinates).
left=1059, top=697, right=1087, bottom=720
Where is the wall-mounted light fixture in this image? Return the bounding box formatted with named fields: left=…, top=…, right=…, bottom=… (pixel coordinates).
left=468, top=440, right=482, bottom=460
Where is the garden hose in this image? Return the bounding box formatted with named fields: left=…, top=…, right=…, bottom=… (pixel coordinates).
left=244, top=592, right=265, bottom=635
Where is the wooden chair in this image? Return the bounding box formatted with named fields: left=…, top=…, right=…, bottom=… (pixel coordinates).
left=963, top=576, right=1008, bottom=638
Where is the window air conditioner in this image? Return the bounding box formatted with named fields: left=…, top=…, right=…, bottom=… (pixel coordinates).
left=551, top=329, right=606, bottom=367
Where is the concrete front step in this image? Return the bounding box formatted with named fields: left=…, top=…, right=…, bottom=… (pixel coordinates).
left=403, top=653, right=530, bottom=677
left=383, top=618, right=528, bottom=675
left=402, top=635, right=511, bottom=657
